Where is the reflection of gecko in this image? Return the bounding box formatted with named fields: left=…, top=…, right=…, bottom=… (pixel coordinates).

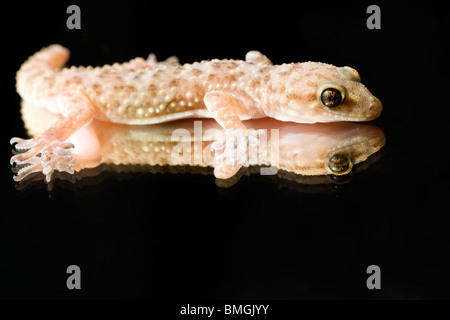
left=11, top=45, right=382, bottom=182
left=15, top=98, right=385, bottom=183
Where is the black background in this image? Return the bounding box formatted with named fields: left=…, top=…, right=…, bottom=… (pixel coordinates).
left=0, top=1, right=448, bottom=301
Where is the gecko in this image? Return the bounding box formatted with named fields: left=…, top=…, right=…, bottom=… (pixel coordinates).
left=10, top=44, right=382, bottom=182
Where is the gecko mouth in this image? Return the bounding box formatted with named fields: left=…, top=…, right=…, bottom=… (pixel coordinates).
left=326, top=98, right=383, bottom=121
left=326, top=110, right=376, bottom=121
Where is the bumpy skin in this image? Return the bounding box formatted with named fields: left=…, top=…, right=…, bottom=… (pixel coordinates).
left=11, top=45, right=382, bottom=182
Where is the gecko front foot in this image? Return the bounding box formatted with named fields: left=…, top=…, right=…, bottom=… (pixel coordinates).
left=210, top=129, right=262, bottom=179
left=10, top=136, right=50, bottom=164
left=11, top=138, right=75, bottom=182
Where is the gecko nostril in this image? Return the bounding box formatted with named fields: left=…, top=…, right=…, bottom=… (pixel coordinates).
left=368, top=97, right=382, bottom=118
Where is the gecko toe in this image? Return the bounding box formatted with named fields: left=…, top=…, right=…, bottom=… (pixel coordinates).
left=11, top=152, right=32, bottom=165
left=10, top=137, right=39, bottom=150
left=13, top=163, right=41, bottom=182
left=54, top=142, right=75, bottom=157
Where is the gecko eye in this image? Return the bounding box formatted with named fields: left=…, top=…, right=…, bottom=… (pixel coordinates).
left=328, top=154, right=352, bottom=175
left=320, top=88, right=344, bottom=108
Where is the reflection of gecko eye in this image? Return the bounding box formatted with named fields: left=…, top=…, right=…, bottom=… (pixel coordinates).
left=328, top=154, right=352, bottom=174
left=320, top=88, right=344, bottom=108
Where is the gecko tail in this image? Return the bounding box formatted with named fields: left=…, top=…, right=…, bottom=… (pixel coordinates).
left=16, top=44, right=70, bottom=98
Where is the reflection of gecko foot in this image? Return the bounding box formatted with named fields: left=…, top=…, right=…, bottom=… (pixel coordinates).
left=210, top=129, right=263, bottom=179
left=213, top=163, right=241, bottom=180
left=11, top=138, right=75, bottom=182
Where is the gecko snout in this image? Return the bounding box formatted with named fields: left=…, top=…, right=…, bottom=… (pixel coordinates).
left=367, top=96, right=382, bottom=120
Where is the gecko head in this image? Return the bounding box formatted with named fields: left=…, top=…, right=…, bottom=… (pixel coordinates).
left=273, top=63, right=382, bottom=123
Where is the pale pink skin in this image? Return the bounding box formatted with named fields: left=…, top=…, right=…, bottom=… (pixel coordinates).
left=11, top=45, right=383, bottom=181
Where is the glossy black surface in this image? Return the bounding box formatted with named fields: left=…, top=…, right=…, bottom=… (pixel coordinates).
left=0, top=1, right=448, bottom=299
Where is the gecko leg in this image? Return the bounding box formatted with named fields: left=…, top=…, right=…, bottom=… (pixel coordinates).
left=10, top=94, right=94, bottom=182
left=203, top=91, right=263, bottom=180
